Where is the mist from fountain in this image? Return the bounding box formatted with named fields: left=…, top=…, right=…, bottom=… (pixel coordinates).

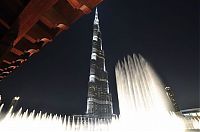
left=114, top=54, right=186, bottom=131
left=0, top=54, right=199, bottom=132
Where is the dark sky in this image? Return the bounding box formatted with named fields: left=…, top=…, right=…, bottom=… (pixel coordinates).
left=0, top=0, right=199, bottom=115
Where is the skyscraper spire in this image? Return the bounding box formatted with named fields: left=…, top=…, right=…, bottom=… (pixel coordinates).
left=86, top=9, right=113, bottom=119
left=94, top=8, right=99, bottom=25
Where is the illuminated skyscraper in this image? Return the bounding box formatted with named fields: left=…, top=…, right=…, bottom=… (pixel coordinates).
left=86, top=9, right=113, bottom=119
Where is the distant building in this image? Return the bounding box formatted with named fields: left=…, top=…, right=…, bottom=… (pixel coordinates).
left=165, top=87, right=180, bottom=112
left=9, top=96, right=20, bottom=111
left=85, top=9, right=113, bottom=119
left=181, top=108, right=200, bottom=129
left=181, top=108, right=200, bottom=118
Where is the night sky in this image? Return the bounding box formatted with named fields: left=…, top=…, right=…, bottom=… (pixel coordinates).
left=0, top=0, right=199, bottom=115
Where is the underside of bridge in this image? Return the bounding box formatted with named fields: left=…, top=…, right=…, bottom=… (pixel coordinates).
left=0, top=0, right=102, bottom=81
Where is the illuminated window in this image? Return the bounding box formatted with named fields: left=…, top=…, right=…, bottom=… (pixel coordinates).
left=91, top=53, right=97, bottom=60
left=89, top=75, right=95, bottom=82
left=93, top=36, right=98, bottom=41
left=191, top=113, right=197, bottom=116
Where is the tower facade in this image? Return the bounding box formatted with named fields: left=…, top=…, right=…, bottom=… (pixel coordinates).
left=86, top=9, right=113, bottom=119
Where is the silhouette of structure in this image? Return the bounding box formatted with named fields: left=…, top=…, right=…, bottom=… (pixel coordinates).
left=0, top=0, right=103, bottom=81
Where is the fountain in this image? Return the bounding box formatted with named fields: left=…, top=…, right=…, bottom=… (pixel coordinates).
left=0, top=54, right=199, bottom=132
left=114, top=54, right=186, bottom=131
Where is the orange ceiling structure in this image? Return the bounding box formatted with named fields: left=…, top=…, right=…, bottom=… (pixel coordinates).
left=0, top=0, right=102, bottom=81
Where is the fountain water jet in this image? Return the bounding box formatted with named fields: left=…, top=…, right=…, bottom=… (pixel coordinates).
left=0, top=54, right=199, bottom=131
left=114, top=54, right=186, bottom=131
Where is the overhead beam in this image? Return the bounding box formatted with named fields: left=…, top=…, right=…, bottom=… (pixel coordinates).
left=24, top=34, right=36, bottom=43
left=0, top=18, right=10, bottom=29
left=67, top=0, right=91, bottom=14
left=10, top=48, right=23, bottom=56
left=3, top=60, right=11, bottom=64
left=39, top=16, right=55, bottom=29
left=13, top=0, right=58, bottom=46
